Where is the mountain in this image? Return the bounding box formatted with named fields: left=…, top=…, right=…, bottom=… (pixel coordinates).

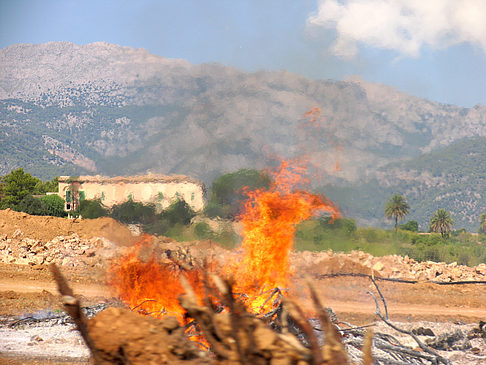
left=1, top=42, right=486, bottom=230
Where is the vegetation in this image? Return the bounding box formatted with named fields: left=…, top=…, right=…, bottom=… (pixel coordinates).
left=0, top=166, right=484, bottom=267
left=12, top=193, right=66, bottom=217
left=398, top=220, right=418, bottom=232
left=39, top=194, right=66, bottom=217
left=205, top=169, right=271, bottom=219
left=110, top=199, right=156, bottom=225
left=385, top=194, right=410, bottom=230
left=0, top=168, right=43, bottom=208
left=429, top=209, right=454, bottom=237
left=479, top=213, right=486, bottom=234
left=79, top=199, right=108, bottom=219
left=145, top=199, right=196, bottom=237
left=0, top=168, right=60, bottom=211
left=293, top=216, right=486, bottom=266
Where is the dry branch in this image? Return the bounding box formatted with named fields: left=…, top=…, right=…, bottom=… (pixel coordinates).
left=367, top=290, right=452, bottom=365
left=49, top=263, right=103, bottom=364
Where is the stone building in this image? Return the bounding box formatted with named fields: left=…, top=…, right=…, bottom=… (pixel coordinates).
left=57, top=174, right=205, bottom=212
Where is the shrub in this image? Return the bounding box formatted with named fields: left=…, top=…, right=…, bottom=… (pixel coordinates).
left=40, top=194, right=66, bottom=217
left=204, top=201, right=224, bottom=219
left=399, top=220, right=418, bottom=232
left=319, top=216, right=357, bottom=236
left=110, top=200, right=156, bottom=225
left=194, top=222, right=213, bottom=240
left=207, top=169, right=271, bottom=219
left=14, top=194, right=46, bottom=215
left=160, top=199, right=195, bottom=226
left=79, top=199, right=108, bottom=219
left=145, top=199, right=196, bottom=236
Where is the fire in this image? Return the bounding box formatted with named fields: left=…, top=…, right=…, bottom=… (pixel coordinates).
left=109, top=235, right=204, bottom=323
left=108, top=159, right=340, bottom=343
left=230, top=159, right=340, bottom=311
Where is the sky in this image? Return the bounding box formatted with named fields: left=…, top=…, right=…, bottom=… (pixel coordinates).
left=2, top=0, right=486, bottom=107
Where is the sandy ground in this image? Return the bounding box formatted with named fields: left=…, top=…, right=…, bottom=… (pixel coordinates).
left=0, top=210, right=485, bottom=363
left=0, top=261, right=484, bottom=364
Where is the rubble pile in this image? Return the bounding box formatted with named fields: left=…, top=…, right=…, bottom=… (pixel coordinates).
left=296, top=250, right=486, bottom=282
left=0, top=231, right=115, bottom=269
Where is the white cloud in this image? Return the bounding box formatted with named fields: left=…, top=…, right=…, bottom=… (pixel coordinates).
left=308, top=0, right=486, bottom=58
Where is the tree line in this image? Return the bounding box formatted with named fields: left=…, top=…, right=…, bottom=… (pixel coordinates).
left=0, top=168, right=65, bottom=216
left=385, top=193, right=456, bottom=237
left=2, top=167, right=485, bottom=239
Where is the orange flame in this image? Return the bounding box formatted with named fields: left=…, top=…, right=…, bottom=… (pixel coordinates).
left=108, top=160, right=340, bottom=341
left=230, top=160, right=340, bottom=311
left=109, top=235, right=204, bottom=322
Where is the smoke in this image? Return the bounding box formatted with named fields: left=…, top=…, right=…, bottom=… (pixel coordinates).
left=308, top=0, right=486, bottom=59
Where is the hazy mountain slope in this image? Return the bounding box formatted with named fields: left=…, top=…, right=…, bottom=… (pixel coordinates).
left=1, top=42, right=486, bottom=230
left=321, top=137, right=486, bottom=231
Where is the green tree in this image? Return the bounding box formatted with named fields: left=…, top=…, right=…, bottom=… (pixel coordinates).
left=0, top=168, right=40, bottom=208
left=160, top=199, right=196, bottom=226
left=430, top=209, right=454, bottom=238
left=34, top=177, right=59, bottom=194
left=145, top=199, right=196, bottom=236
left=15, top=194, right=46, bottom=215
left=385, top=194, right=410, bottom=231
left=79, top=199, right=107, bottom=219
left=110, top=200, right=156, bottom=225
left=40, top=194, right=67, bottom=217
left=399, top=220, right=419, bottom=232
left=206, top=169, right=271, bottom=219
left=66, top=176, right=82, bottom=212
left=479, top=213, right=486, bottom=234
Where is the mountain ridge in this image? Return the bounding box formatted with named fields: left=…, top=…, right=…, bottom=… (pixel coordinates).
left=1, top=42, right=486, bottom=230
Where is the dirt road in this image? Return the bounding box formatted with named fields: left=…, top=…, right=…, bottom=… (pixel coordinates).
left=1, top=266, right=484, bottom=325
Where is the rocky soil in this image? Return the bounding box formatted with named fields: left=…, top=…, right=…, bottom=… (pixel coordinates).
left=0, top=209, right=484, bottom=363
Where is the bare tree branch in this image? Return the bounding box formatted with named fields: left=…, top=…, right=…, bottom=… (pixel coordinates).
left=49, top=263, right=104, bottom=365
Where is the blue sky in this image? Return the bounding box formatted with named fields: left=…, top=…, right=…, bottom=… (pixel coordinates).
left=2, top=0, right=486, bottom=107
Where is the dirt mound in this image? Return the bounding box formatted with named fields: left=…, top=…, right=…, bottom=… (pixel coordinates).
left=0, top=209, right=136, bottom=245
left=88, top=307, right=208, bottom=364
left=306, top=255, right=381, bottom=277
left=0, top=289, right=60, bottom=316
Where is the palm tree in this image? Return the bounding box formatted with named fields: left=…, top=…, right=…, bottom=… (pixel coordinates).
left=385, top=194, right=410, bottom=231
left=430, top=209, right=454, bottom=237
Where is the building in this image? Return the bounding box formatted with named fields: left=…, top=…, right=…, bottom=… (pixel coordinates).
left=57, top=174, right=205, bottom=212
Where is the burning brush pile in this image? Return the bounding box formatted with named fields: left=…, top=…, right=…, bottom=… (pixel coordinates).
left=51, top=161, right=458, bottom=364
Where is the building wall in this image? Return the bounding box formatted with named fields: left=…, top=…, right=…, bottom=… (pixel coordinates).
left=58, top=176, right=205, bottom=212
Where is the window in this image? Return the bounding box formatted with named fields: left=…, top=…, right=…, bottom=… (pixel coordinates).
left=191, top=192, right=195, bottom=201
left=66, top=190, right=71, bottom=203
left=101, top=192, right=105, bottom=201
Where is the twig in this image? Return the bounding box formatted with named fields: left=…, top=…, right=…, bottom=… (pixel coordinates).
left=306, top=278, right=350, bottom=365
left=179, top=275, right=232, bottom=360
left=367, top=290, right=451, bottom=365
left=284, top=298, right=324, bottom=365
left=259, top=287, right=281, bottom=311
left=49, top=263, right=103, bottom=365
left=370, top=275, right=389, bottom=320
left=130, top=299, right=157, bottom=311
left=337, top=322, right=376, bottom=332
left=315, top=272, right=486, bottom=285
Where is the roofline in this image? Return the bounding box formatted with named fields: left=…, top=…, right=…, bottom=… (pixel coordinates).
left=58, top=174, right=203, bottom=186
